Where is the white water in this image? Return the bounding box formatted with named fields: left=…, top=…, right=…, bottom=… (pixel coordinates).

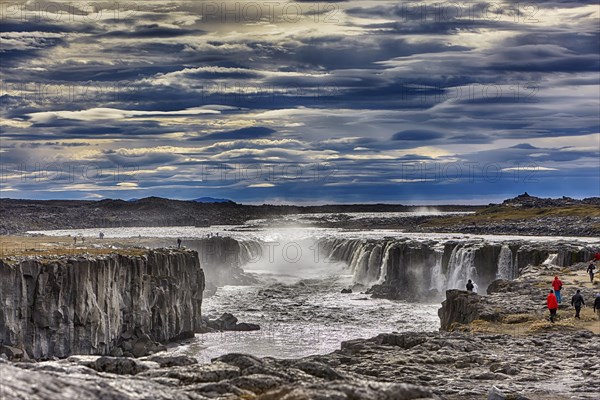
left=29, top=225, right=600, bottom=245
left=171, top=279, right=440, bottom=363
left=430, top=246, right=446, bottom=293
left=496, top=245, right=515, bottom=279
left=543, top=253, right=559, bottom=266
left=28, top=215, right=600, bottom=362
left=446, top=244, right=478, bottom=289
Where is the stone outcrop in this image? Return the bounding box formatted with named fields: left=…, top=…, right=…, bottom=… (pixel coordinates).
left=0, top=249, right=205, bottom=360
left=438, top=279, right=549, bottom=331
left=438, top=290, right=490, bottom=330
left=201, top=313, right=261, bottom=333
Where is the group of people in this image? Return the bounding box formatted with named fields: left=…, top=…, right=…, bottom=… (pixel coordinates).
left=546, top=273, right=600, bottom=323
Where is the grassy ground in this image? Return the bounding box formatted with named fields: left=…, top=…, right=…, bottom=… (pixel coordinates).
left=465, top=268, right=600, bottom=335
left=424, top=205, right=600, bottom=227
left=0, top=235, right=149, bottom=259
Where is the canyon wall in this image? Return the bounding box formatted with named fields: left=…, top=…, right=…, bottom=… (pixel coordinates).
left=318, top=238, right=595, bottom=300
left=0, top=249, right=204, bottom=360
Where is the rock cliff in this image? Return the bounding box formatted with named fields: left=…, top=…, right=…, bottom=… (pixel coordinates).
left=319, top=238, right=596, bottom=300
left=0, top=249, right=205, bottom=360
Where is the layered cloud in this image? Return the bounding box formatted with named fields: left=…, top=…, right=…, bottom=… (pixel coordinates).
left=0, top=0, right=598, bottom=203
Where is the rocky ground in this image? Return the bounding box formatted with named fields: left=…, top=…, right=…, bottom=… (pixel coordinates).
left=2, top=194, right=598, bottom=236
left=2, top=327, right=598, bottom=399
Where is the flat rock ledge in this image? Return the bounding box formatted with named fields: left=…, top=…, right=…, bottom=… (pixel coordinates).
left=0, top=353, right=439, bottom=400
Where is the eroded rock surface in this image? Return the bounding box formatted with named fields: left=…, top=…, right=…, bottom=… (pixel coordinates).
left=2, top=327, right=598, bottom=400
left=0, top=250, right=205, bottom=360
left=0, top=352, right=440, bottom=400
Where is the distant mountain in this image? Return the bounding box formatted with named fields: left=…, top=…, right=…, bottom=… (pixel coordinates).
left=193, top=197, right=234, bottom=203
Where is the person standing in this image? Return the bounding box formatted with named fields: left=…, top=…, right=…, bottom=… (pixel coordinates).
left=177, top=238, right=182, bottom=249
left=552, top=276, right=563, bottom=303
left=547, top=289, right=558, bottom=323
left=466, top=279, right=474, bottom=292
left=587, top=262, right=596, bottom=283
left=571, top=289, right=585, bottom=319
left=593, top=294, right=600, bottom=320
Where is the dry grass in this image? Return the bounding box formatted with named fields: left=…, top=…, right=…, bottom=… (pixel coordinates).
left=526, top=320, right=578, bottom=334
left=424, top=205, right=600, bottom=227
left=461, top=307, right=600, bottom=336
left=502, top=313, right=538, bottom=324
left=0, top=235, right=148, bottom=260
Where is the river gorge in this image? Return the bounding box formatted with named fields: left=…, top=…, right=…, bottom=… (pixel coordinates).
left=1, top=216, right=599, bottom=399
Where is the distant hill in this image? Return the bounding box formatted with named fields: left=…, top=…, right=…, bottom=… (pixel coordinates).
left=193, top=197, right=234, bottom=203
left=501, top=192, right=600, bottom=208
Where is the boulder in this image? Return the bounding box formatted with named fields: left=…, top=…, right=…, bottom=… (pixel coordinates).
left=488, top=386, right=507, bottom=400
left=92, top=356, right=149, bottom=375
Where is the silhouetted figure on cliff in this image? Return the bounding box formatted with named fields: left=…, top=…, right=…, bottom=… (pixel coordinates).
left=466, top=279, right=474, bottom=292
left=177, top=238, right=182, bottom=249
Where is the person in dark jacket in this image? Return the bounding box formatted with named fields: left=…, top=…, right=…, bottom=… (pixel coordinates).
left=547, top=290, right=558, bottom=323
left=571, top=290, right=585, bottom=319
left=466, top=279, right=474, bottom=292
left=587, top=263, right=596, bottom=283
left=177, top=238, right=182, bottom=249
left=594, top=294, right=600, bottom=320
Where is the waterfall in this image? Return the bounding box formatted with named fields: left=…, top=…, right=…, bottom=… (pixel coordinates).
left=446, top=244, right=477, bottom=290
left=429, top=246, right=446, bottom=293
left=496, top=245, right=514, bottom=279
left=232, top=236, right=572, bottom=297
left=238, top=240, right=263, bottom=264
left=543, top=253, right=558, bottom=266
left=375, top=241, right=394, bottom=285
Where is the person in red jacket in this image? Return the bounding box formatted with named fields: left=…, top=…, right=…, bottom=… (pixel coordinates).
left=547, top=289, right=559, bottom=323
left=552, top=276, right=563, bottom=303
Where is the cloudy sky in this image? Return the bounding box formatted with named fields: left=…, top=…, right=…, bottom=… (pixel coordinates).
left=1, top=0, right=598, bottom=204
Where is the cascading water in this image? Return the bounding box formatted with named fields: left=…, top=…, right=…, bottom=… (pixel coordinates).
left=429, top=246, right=446, bottom=293
left=446, top=245, right=478, bottom=290
left=496, top=245, right=515, bottom=279
left=234, top=235, right=586, bottom=298
left=543, top=253, right=558, bottom=266
left=375, top=241, right=394, bottom=285
left=237, top=237, right=349, bottom=282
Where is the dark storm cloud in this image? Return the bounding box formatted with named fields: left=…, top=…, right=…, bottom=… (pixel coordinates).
left=101, top=24, right=205, bottom=38
left=392, top=130, right=444, bottom=141
left=1, top=0, right=598, bottom=202
left=188, top=127, right=277, bottom=141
